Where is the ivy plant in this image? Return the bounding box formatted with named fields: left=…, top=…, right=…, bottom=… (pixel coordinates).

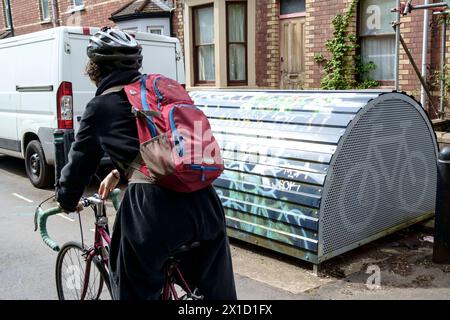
left=316, top=0, right=379, bottom=90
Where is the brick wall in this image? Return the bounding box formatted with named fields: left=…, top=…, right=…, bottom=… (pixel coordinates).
left=304, top=0, right=356, bottom=89
left=170, top=0, right=281, bottom=88
left=0, top=0, right=132, bottom=35
left=255, top=0, right=280, bottom=88
left=171, top=0, right=184, bottom=53
left=0, top=0, right=6, bottom=31
left=57, top=0, right=131, bottom=29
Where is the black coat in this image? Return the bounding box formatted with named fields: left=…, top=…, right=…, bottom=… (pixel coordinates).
left=56, top=68, right=236, bottom=300
left=56, top=68, right=142, bottom=211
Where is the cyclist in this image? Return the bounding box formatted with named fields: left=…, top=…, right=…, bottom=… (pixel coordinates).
left=56, top=27, right=237, bottom=300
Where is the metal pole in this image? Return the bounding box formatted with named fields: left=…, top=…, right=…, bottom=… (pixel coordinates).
left=5, top=0, right=14, bottom=37
left=399, top=32, right=437, bottom=111
left=441, top=14, right=447, bottom=119
left=421, top=0, right=430, bottom=109
left=412, top=2, right=450, bottom=10
left=53, top=130, right=66, bottom=186
left=434, top=147, right=450, bottom=264
left=395, top=0, right=401, bottom=91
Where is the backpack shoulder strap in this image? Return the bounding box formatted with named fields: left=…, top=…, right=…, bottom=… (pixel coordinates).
left=100, top=85, right=125, bottom=96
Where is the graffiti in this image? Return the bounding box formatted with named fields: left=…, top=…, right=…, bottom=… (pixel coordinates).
left=191, top=91, right=363, bottom=253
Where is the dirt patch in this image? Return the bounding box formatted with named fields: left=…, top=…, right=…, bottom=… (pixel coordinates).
left=412, top=274, right=435, bottom=288
left=319, top=228, right=442, bottom=281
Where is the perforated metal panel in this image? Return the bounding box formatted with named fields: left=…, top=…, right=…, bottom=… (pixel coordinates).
left=319, top=94, right=437, bottom=261
left=190, top=90, right=437, bottom=264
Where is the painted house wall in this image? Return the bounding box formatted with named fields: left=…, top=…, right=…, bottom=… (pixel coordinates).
left=116, top=17, right=171, bottom=36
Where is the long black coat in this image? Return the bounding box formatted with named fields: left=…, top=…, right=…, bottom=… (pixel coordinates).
left=56, top=69, right=236, bottom=300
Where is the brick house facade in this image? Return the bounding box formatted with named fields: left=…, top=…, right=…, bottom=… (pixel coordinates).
left=0, top=0, right=134, bottom=35
left=0, top=0, right=448, bottom=118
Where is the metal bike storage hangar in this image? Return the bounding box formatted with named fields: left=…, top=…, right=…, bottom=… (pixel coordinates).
left=189, top=90, right=438, bottom=266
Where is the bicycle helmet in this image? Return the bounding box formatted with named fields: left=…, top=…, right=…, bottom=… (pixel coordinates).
left=87, top=27, right=143, bottom=69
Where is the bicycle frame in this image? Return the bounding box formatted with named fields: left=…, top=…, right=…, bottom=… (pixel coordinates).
left=36, top=189, right=202, bottom=300
left=80, top=205, right=111, bottom=300
left=162, top=260, right=193, bottom=300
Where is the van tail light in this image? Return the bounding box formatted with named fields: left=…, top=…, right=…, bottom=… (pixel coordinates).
left=56, top=82, right=73, bottom=129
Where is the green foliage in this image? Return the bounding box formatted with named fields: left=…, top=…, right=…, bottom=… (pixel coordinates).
left=313, top=53, right=325, bottom=64
left=316, top=0, right=379, bottom=90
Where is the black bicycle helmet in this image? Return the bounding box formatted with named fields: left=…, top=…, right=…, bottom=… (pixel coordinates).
left=87, top=27, right=143, bottom=69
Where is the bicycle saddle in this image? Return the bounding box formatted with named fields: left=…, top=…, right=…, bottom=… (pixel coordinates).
left=172, top=241, right=201, bottom=256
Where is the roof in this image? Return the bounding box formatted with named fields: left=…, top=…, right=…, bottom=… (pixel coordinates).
left=110, top=0, right=173, bottom=21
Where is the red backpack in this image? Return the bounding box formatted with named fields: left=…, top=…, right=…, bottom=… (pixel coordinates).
left=122, top=74, right=223, bottom=192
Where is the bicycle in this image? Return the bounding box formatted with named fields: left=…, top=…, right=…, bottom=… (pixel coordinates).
left=34, top=189, right=204, bottom=300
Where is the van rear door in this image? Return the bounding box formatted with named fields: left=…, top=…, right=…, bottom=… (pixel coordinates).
left=0, top=37, right=19, bottom=152
left=135, top=33, right=181, bottom=82
left=15, top=31, right=57, bottom=153
left=64, top=30, right=96, bottom=135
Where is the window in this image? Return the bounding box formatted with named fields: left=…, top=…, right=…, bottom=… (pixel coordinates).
left=147, top=26, right=164, bottom=35
left=40, top=0, right=50, bottom=21
left=280, top=0, right=305, bottom=15
left=73, top=0, right=84, bottom=7
left=227, top=2, right=247, bottom=85
left=3, top=0, right=11, bottom=29
left=359, top=0, right=396, bottom=81
left=193, top=4, right=215, bottom=84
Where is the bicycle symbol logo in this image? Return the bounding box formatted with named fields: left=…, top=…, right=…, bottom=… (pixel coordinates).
left=337, top=121, right=430, bottom=233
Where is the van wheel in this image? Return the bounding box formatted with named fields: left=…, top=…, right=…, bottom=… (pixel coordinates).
left=25, top=140, right=54, bottom=188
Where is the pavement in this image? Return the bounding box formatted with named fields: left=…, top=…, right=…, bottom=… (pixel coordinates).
left=1, top=154, right=450, bottom=300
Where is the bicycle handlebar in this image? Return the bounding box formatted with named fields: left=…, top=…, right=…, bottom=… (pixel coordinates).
left=34, top=189, right=121, bottom=252
left=36, top=206, right=63, bottom=252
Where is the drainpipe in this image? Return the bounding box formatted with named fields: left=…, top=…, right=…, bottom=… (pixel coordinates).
left=51, top=0, right=60, bottom=27
left=420, top=0, right=429, bottom=109
left=5, top=0, right=14, bottom=36
left=395, top=0, right=401, bottom=91
left=440, top=14, right=447, bottom=119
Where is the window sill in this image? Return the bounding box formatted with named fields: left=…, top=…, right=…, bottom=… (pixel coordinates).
left=187, top=85, right=256, bottom=91
left=67, top=5, right=85, bottom=14
left=40, top=19, right=52, bottom=25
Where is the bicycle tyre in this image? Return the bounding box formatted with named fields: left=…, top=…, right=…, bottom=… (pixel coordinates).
left=55, top=241, right=112, bottom=300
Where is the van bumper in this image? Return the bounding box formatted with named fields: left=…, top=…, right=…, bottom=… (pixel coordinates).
left=38, top=127, right=74, bottom=166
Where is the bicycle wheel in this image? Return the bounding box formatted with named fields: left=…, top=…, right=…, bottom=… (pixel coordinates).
left=55, top=241, right=112, bottom=300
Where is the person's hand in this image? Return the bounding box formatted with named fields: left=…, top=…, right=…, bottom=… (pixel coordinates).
left=57, top=202, right=84, bottom=214
left=99, top=169, right=120, bottom=200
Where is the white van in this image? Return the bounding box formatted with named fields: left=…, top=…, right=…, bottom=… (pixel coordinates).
left=0, top=26, right=185, bottom=188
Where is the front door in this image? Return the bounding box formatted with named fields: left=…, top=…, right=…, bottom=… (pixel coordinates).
left=280, top=17, right=305, bottom=89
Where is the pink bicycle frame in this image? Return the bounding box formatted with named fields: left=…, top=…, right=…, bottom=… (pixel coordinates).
left=80, top=223, right=111, bottom=300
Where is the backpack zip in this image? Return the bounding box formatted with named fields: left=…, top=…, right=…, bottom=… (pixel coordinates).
left=140, top=75, right=157, bottom=137
left=169, top=107, right=184, bottom=157
left=153, top=77, right=164, bottom=110
left=190, top=165, right=221, bottom=182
